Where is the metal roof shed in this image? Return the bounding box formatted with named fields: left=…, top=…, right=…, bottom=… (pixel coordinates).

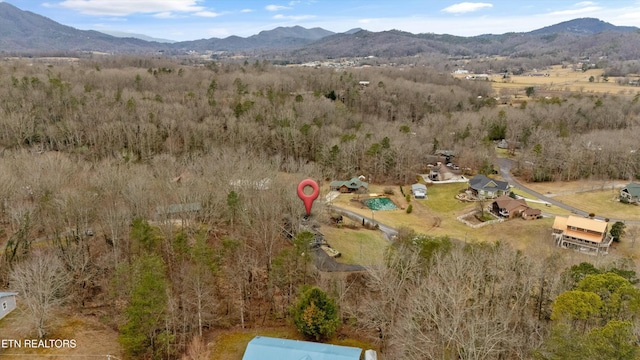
left=242, top=336, right=363, bottom=360
left=0, top=292, right=18, bottom=320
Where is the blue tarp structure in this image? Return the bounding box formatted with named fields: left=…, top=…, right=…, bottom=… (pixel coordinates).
left=242, top=336, right=363, bottom=360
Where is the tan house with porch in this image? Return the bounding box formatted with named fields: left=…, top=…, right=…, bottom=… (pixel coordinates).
left=552, top=215, right=613, bottom=255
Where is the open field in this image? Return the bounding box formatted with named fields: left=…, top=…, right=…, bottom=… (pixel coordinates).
left=554, top=190, right=640, bottom=220
left=519, top=178, right=629, bottom=196
left=455, top=65, right=640, bottom=96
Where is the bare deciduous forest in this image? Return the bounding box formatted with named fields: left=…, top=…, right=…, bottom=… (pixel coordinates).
left=1, top=56, right=640, bottom=359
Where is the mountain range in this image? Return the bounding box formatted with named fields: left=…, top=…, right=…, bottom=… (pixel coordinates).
left=1, top=2, right=639, bottom=60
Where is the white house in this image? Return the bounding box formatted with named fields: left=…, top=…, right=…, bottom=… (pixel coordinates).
left=0, top=292, right=18, bottom=320
left=411, top=183, right=427, bottom=199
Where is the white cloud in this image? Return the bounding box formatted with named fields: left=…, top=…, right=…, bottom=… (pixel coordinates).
left=195, top=11, right=221, bottom=18
left=442, top=2, right=493, bottom=14
left=273, top=14, right=315, bottom=20
left=59, top=0, right=206, bottom=16
left=153, top=12, right=177, bottom=19
left=240, top=8, right=254, bottom=13
left=265, top=4, right=290, bottom=11
left=575, top=1, right=597, bottom=6
left=546, top=6, right=602, bottom=17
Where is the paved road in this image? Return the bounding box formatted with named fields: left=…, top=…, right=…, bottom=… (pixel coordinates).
left=330, top=207, right=399, bottom=241
left=496, top=157, right=640, bottom=225
left=311, top=247, right=366, bottom=272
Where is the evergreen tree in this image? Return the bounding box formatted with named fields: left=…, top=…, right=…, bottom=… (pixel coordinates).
left=119, top=254, right=169, bottom=359
left=291, top=286, right=340, bottom=341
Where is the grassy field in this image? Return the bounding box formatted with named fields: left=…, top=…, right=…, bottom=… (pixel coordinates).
left=326, top=178, right=640, bottom=266
left=553, top=190, right=640, bottom=220
left=320, top=220, right=389, bottom=266
left=482, top=65, right=640, bottom=96
left=328, top=182, right=558, bottom=255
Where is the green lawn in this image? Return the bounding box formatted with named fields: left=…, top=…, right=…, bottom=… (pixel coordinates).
left=320, top=222, right=389, bottom=266
left=324, top=180, right=639, bottom=266
left=554, top=190, right=640, bottom=220
left=421, top=183, right=470, bottom=213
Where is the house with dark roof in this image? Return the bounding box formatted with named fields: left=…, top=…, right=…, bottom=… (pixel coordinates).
left=242, top=336, right=374, bottom=360
left=0, top=292, right=18, bottom=320
left=620, top=182, right=640, bottom=204
left=491, top=195, right=528, bottom=219
left=469, top=175, right=510, bottom=199
left=329, top=177, right=368, bottom=193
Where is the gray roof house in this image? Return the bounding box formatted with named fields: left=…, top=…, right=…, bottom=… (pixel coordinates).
left=620, top=182, right=640, bottom=204
left=411, top=183, right=427, bottom=199
left=329, top=177, right=369, bottom=193
left=0, top=292, right=18, bottom=320
left=469, top=175, right=510, bottom=199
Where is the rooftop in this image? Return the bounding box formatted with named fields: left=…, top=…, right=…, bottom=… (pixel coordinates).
left=242, top=336, right=363, bottom=360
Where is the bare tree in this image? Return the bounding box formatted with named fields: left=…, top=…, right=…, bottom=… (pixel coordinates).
left=9, top=250, right=71, bottom=338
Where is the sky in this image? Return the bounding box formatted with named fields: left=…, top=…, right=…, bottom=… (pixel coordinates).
left=5, top=0, right=640, bottom=42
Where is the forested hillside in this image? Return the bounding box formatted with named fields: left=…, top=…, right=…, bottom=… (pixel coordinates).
left=0, top=57, right=639, bottom=359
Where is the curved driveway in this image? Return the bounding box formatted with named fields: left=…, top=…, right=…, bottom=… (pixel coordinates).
left=496, top=157, right=639, bottom=225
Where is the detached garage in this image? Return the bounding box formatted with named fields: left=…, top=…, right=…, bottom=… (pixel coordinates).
left=0, top=292, right=18, bottom=320
left=411, top=183, right=427, bottom=199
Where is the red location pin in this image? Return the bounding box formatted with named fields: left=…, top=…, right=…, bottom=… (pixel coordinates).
left=297, top=178, right=320, bottom=216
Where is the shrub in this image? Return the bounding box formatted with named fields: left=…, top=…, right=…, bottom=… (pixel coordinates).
left=406, top=204, right=413, bottom=214
left=384, top=187, right=395, bottom=195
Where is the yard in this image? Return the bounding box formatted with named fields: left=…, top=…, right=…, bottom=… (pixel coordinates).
left=324, top=175, right=640, bottom=268
left=327, top=182, right=564, bottom=259
left=320, top=220, right=388, bottom=266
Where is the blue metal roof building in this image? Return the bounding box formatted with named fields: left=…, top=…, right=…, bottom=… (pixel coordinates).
left=242, top=336, right=363, bottom=360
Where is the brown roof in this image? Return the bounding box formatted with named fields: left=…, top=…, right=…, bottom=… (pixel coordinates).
left=493, top=195, right=527, bottom=212
left=552, top=215, right=608, bottom=243
left=552, top=216, right=568, bottom=231
left=523, top=208, right=541, bottom=216
left=566, top=215, right=608, bottom=233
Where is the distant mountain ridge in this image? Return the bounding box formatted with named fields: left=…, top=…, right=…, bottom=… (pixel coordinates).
left=98, top=31, right=176, bottom=44
left=529, top=17, right=638, bottom=35
left=1, top=2, right=639, bottom=60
